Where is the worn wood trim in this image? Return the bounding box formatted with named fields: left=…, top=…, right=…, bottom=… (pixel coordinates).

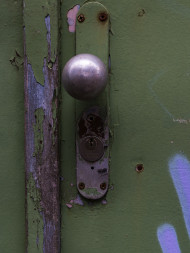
left=24, top=1, right=60, bottom=252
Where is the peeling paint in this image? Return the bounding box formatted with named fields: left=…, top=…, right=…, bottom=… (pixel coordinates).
left=9, top=50, right=23, bottom=69
left=70, top=194, right=84, bottom=206
left=24, top=0, right=58, bottom=85
left=24, top=2, right=60, bottom=251
left=33, top=108, right=44, bottom=158
left=27, top=174, right=44, bottom=252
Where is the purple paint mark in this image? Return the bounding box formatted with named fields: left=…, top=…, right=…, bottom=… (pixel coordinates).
left=101, top=199, right=107, bottom=205
left=169, top=154, right=190, bottom=238
left=45, top=15, right=51, bottom=60
left=157, top=224, right=181, bottom=253
left=70, top=194, right=84, bottom=206
left=66, top=203, right=72, bottom=209
left=67, top=5, right=80, bottom=33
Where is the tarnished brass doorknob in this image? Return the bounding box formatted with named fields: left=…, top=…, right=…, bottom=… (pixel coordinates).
left=62, top=54, right=108, bottom=100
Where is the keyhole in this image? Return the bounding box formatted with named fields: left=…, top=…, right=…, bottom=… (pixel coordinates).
left=90, top=138, right=94, bottom=146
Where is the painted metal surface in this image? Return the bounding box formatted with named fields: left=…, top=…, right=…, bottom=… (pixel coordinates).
left=24, top=1, right=60, bottom=252
left=0, top=0, right=25, bottom=252
left=1, top=0, right=190, bottom=252
left=61, top=0, right=190, bottom=252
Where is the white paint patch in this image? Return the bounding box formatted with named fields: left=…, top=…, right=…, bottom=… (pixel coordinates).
left=169, top=154, right=190, bottom=238
left=157, top=224, right=181, bottom=253
left=67, top=5, right=80, bottom=33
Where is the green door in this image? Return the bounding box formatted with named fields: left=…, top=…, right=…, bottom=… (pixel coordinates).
left=61, top=1, right=190, bottom=252
left=1, top=0, right=190, bottom=252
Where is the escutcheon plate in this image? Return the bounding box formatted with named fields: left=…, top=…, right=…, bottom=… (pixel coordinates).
left=76, top=107, right=109, bottom=199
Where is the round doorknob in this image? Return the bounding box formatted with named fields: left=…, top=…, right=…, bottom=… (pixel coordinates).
left=62, top=54, right=108, bottom=100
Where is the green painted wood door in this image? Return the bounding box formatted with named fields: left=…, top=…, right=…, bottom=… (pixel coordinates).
left=1, top=0, right=190, bottom=252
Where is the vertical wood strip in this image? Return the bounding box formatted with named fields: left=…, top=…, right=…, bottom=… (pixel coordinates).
left=24, top=1, right=60, bottom=252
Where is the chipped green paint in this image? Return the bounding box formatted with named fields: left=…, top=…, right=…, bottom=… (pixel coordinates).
left=33, top=108, right=44, bottom=157
left=82, top=187, right=101, bottom=196
left=27, top=174, right=43, bottom=253
left=24, top=0, right=59, bottom=85
left=9, top=50, right=23, bottom=70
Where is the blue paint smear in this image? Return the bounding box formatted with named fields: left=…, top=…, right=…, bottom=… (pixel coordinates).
left=169, top=154, right=190, bottom=239
left=157, top=224, right=181, bottom=253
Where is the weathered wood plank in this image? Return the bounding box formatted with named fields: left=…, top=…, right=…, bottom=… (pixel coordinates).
left=24, top=1, right=60, bottom=252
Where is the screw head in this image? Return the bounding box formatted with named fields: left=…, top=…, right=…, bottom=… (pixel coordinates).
left=99, top=12, right=108, bottom=22
left=100, top=182, right=107, bottom=190
left=78, top=182, right=85, bottom=190
left=136, top=164, right=144, bottom=173
left=78, top=14, right=85, bottom=23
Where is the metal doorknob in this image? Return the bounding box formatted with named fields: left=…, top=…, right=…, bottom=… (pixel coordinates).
left=62, top=54, right=108, bottom=100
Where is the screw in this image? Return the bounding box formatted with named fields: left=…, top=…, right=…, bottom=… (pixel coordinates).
left=78, top=14, right=85, bottom=23
left=78, top=182, right=85, bottom=190
left=100, top=182, right=107, bottom=190
left=87, top=114, right=95, bottom=122
left=99, top=12, right=108, bottom=22
left=136, top=164, right=144, bottom=173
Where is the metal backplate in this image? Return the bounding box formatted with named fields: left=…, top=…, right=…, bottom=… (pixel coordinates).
left=76, top=107, right=109, bottom=199
left=75, top=2, right=109, bottom=200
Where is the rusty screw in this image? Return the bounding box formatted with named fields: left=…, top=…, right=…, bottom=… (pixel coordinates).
left=99, top=12, right=108, bottom=22
left=100, top=182, right=107, bottom=190
left=136, top=164, right=144, bottom=173
left=78, top=14, right=85, bottom=23
left=78, top=182, right=85, bottom=190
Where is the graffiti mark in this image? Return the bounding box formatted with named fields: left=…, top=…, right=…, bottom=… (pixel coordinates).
left=157, top=224, right=181, bottom=253
left=148, top=70, right=174, bottom=119
left=157, top=154, right=190, bottom=252
left=67, top=5, right=80, bottom=33
left=173, top=118, right=190, bottom=124
left=169, top=154, right=190, bottom=239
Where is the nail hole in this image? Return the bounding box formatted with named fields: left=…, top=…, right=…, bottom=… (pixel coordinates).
left=91, top=166, right=94, bottom=170
left=136, top=164, right=144, bottom=173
